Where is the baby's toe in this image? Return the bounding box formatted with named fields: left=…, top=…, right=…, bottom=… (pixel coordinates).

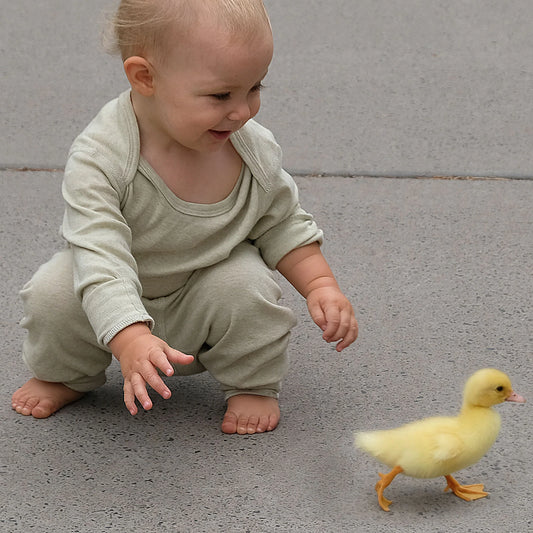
left=12, top=394, right=37, bottom=416
left=243, top=415, right=260, bottom=434
left=221, top=411, right=239, bottom=434
left=266, top=414, right=279, bottom=432
left=31, top=399, right=57, bottom=419
left=255, top=414, right=271, bottom=433
left=236, top=414, right=253, bottom=435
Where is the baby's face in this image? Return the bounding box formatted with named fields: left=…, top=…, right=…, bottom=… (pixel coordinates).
left=148, top=19, right=273, bottom=154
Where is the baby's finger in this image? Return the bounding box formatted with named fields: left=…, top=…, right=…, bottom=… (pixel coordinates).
left=335, top=317, right=359, bottom=352
left=130, top=372, right=153, bottom=411
left=307, top=298, right=326, bottom=328
left=322, top=306, right=341, bottom=341
left=335, top=309, right=357, bottom=340
left=140, top=357, right=172, bottom=400
left=149, top=348, right=176, bottom=377
left=123, top=377, right=139, bottom=415
left=165, top=346, right=195, bottom=367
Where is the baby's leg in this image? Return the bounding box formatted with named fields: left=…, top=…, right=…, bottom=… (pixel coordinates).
left=12, top=249, right=112, bottom=418
left=172, top=242, right=296, bottom=434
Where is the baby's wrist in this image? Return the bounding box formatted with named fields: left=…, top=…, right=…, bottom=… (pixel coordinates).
left=304, top=278, right=340, bottom=298
left=110, top=322, right=152, bottom=359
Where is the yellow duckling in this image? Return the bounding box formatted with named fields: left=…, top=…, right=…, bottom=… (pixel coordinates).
left=355, top=368, right=525, bottom=511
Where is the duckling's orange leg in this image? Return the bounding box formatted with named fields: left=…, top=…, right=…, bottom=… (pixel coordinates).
left=444, top=475, right=488, bottom=501
left=375, top=465, right=403, bottom=511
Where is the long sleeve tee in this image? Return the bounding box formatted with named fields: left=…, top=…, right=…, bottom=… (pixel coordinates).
left=60, top=90, right=323, bottom=346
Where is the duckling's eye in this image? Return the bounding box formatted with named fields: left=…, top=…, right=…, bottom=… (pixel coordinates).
left=496, top=386, right=504, bottom=392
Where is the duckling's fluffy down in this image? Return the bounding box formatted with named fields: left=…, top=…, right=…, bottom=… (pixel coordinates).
left=355, top=412, right=500, bottom=479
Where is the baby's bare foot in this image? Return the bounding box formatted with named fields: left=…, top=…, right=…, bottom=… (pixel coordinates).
left=11, top=378, right=84, bottom=418
left=221, top=394, right=280, bottom=434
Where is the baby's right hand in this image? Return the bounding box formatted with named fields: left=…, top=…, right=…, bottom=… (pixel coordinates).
left=109, top=323, right=194, bottom=415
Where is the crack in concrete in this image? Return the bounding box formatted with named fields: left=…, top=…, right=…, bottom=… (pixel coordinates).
left=0, top=167, right=531, bottom=181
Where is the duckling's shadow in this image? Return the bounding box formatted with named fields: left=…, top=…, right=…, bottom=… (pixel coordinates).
left=381, top=482, right=490, bottom=516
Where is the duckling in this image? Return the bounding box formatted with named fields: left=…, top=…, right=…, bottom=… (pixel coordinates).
left=354, top=368, right=525, bottom=511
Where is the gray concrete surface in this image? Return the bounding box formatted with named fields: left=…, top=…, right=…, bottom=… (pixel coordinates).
left=1, top=0, right=532, bottom=532
left=2, top=173, right=531, bottom=532
left=2, top=0, right=533, bottom=177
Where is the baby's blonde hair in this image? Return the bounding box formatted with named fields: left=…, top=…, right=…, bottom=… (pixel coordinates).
left=105, top=0, right=271, bottom=62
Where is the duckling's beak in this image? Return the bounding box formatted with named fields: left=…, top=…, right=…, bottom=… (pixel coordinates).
left=506, top=391, right=526, bottom=403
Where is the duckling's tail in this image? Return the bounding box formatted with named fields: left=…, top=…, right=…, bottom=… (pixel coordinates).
left=355, top=429, right=402, bottom=464
left=354, top=431, right=384, bottom=455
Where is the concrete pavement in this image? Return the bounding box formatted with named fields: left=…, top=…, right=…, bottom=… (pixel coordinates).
left=2, top=0, right=533, bottom=177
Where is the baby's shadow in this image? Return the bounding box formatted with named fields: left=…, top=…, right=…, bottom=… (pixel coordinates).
left=70, top=367, right=224, bottom=437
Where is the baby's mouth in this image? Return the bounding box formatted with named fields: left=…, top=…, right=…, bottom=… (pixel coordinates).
left=209, top=130, right=232, bottom=141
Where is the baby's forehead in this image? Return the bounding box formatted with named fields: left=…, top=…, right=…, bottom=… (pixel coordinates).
left=164, top=7, right=270, bottom=48
left=176, top=0, right=270, bottom=35
left=144, top=0, right=272, bottom=67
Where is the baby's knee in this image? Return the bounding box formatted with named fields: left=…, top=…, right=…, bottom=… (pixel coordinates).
left=207, top=271, right=295, bottom=348
left=219, top=269, right=292, bottom=332
left=225, top=268, right=280, bottom=303
left=20, top=252, right=109, bottom=389
left=20, top=250, right=80, bottom=329
left=215, top=249, right=282, bottom=306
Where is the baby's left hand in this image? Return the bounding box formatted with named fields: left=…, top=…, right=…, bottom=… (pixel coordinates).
left=306, top=286, right=358, bottom=352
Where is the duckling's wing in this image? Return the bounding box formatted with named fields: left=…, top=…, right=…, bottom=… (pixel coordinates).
left=356, top=417, right=468, bottom=477
left=431, top=431, right=465, bottom=463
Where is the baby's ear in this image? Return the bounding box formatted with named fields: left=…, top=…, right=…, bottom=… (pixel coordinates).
left=123, top=56, right=154, bottom=96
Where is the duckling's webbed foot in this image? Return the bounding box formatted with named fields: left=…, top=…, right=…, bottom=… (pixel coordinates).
left=444, top=474, right=489, bottom=501
left=375, top=466, right=403, bottom=511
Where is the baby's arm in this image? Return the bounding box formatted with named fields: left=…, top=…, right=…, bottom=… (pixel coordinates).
left=109, top=323, right=194, bottom=415
left=277, top=243, right=358, bottom=352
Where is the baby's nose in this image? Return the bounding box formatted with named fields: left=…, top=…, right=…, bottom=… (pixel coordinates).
left=227, top=102, right=251, bottom=122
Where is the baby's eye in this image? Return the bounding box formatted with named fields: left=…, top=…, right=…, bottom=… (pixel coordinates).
left=211, top=92, right=231, bottom=101
left=251, top=83, right=265, bottom=93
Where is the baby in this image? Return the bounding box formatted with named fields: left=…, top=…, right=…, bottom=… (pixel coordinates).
left=11, top=0, right=358, bottom=434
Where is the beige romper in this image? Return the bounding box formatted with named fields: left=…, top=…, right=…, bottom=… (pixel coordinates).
left=20, top=91, right=323, bottom=399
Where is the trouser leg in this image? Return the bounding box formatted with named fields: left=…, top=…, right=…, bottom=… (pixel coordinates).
left=20, top=249, right=111, bottom=392
left=20, top=243, right=296, bottom=398
left=163, top=242, right=297, bottom=399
